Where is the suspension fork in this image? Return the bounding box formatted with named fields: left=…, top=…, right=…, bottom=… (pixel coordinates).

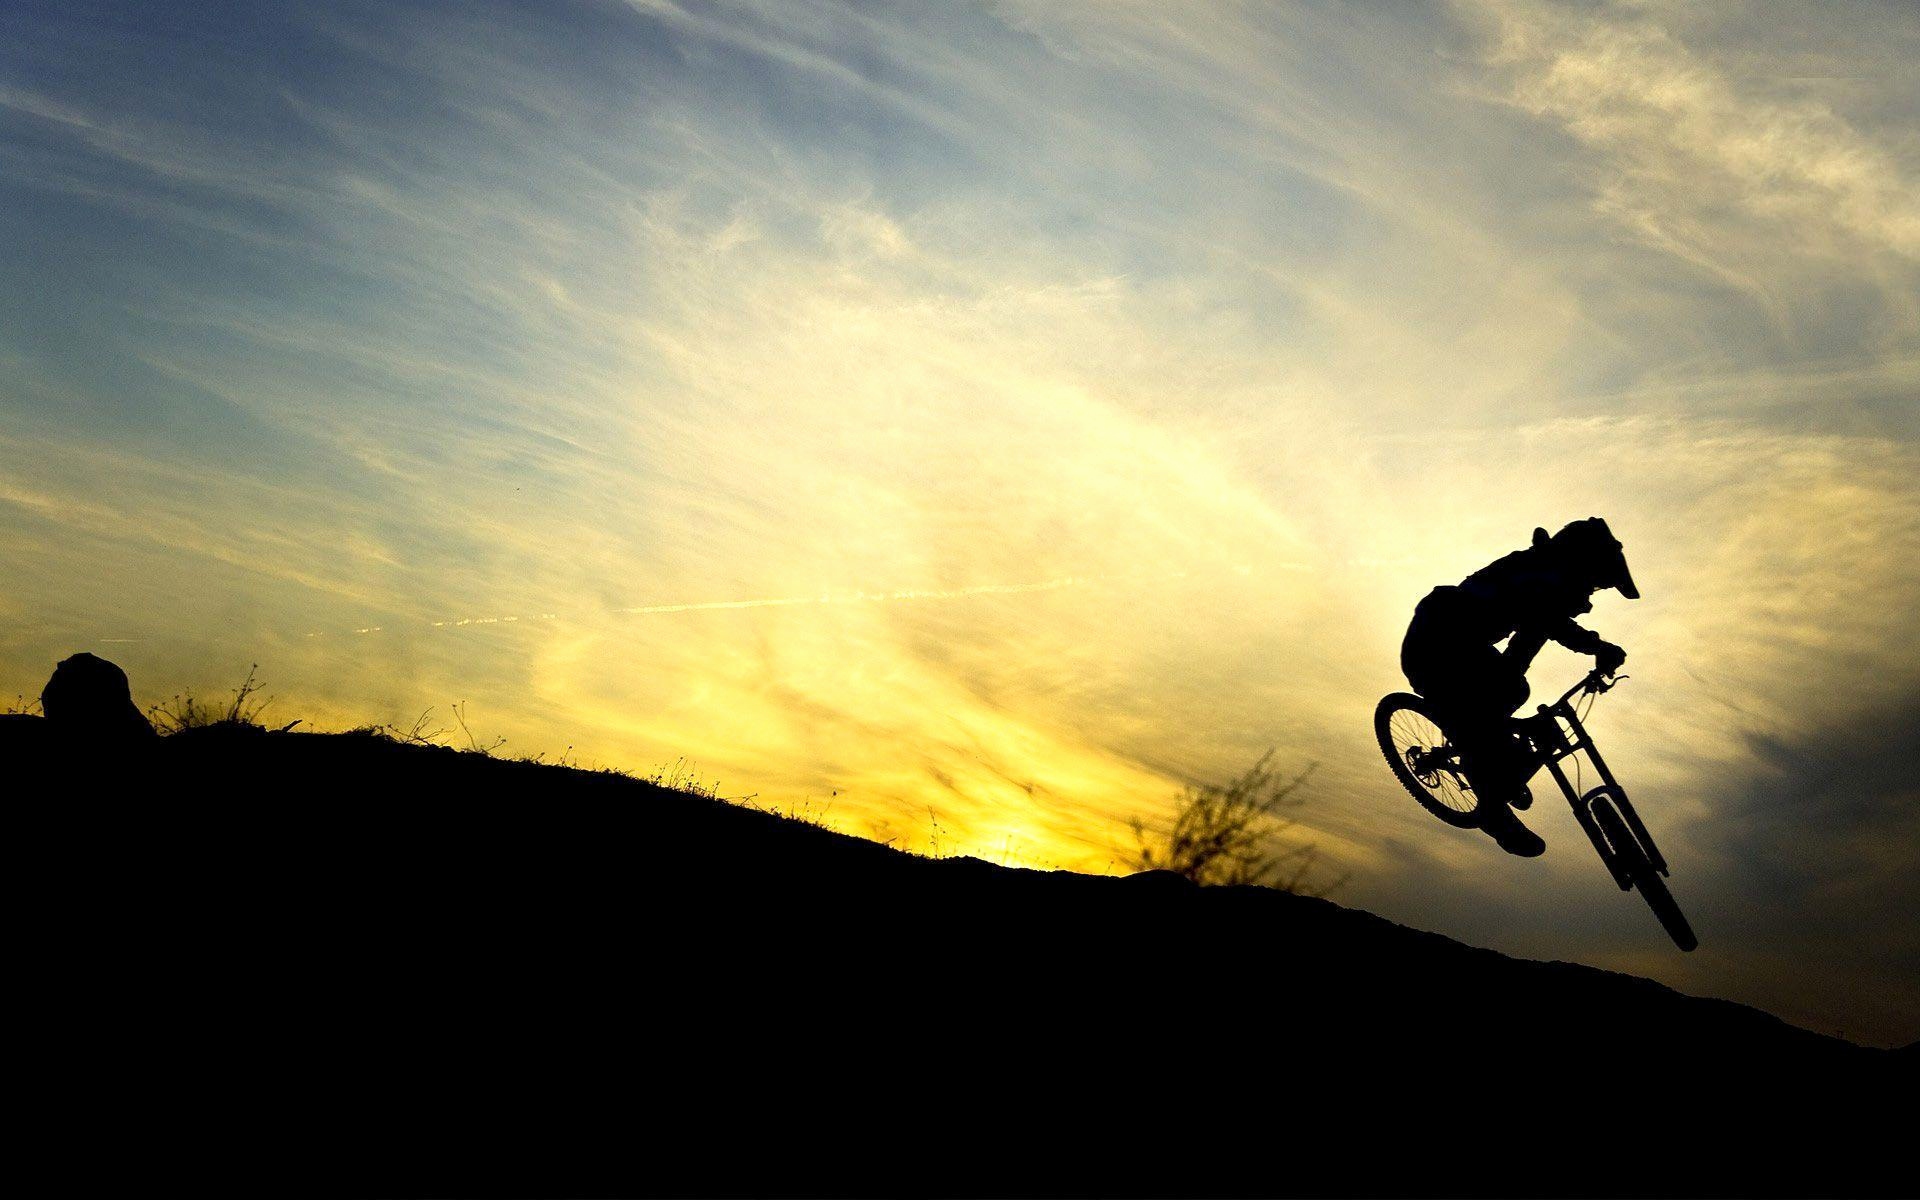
left=1567, top=709, right=1667, bottom=875
left=1524, top=708, right=1619, bottom=884
left=1522, top=700, right=1669, bottom=882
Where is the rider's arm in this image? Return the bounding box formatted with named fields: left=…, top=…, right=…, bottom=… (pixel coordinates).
left=1550, top=618, right=1626, bottom=672
left=1547, top=617, right=1604, bottom=654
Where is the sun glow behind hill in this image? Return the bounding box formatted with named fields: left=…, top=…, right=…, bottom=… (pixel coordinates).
left=1, top=1, right=1916, bottom=1042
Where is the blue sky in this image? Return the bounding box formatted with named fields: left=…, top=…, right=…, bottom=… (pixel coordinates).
left=3, top=1, right=1916, bottom=1043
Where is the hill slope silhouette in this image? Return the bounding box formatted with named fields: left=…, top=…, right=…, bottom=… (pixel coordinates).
left=13, top=719, right=1908, bottom=1196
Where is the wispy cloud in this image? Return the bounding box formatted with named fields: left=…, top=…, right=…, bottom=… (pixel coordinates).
left=1477, top=0, right=1920, bottom=255
left=1466, top=0, right=1920, bottom=339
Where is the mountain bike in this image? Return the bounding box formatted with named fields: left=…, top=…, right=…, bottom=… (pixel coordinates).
left=1374, top=670, right=1697, bottom=951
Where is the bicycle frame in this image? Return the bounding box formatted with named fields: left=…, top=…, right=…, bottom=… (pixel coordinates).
left=1513, top=674, right=1668, bottom=891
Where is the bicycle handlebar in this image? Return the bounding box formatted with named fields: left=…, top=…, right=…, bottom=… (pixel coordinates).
left=1554, top=669, right=1625, bottom=710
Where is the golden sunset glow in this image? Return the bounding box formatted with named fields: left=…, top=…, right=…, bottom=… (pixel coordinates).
left=2, top=1, right=1915, bottom=1043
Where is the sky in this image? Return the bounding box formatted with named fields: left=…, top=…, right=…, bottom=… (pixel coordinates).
left=2, top=0, right=1915, bottom=1045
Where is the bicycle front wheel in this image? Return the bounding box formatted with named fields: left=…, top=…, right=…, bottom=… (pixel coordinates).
left=1375, top=693, right=1480, bottom=828
left=1632, top=869, right=1697, bottom=952
left=1592, top=802, right=1698, bottom=952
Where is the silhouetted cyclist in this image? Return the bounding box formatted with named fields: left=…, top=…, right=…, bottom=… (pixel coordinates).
left=1399, top=518, right=1638, bottom=856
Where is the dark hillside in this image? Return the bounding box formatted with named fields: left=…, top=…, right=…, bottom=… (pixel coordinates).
left=12, top=719, right=1908, bottom=1196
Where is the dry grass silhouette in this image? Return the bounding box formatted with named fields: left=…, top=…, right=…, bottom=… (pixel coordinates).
left=643, top=756, right=729, bottom=801
left=1129, top=753, right=1345, bottom=895
left=751, top=794, right=833, bottom=828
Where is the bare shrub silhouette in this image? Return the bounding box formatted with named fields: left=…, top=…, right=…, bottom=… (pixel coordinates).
left=1129, top=753, right=1345, bottom=895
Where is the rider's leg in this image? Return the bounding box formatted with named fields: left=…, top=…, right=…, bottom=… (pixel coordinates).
left=1430, top=667, right=1545, bottom=856
left=1468, top=665, right=1534, bottom=804
left=1448, top=709, right=1529, bottom=803
left=1400, top=598, right=1544, bottom=855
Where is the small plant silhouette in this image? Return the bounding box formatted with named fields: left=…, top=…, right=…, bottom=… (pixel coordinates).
left=450, top=700, right=506, bottom=755
left=518, top=744, right=579, bottom=768
left=1128, top=753, right=1345, bottom=895
left=393, top=709, right=448, bottom=745
left=147, top=665, right=292, bottom=734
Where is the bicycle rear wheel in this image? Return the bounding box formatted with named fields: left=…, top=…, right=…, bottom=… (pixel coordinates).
left=1375, top=693, right=1480, bottom=828
left=1592, top=802, right=1698, bottom=952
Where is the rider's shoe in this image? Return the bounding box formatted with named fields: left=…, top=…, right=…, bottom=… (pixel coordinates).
left=1511, top=783, right=1533, bottom=812
left=1480, top=805, right=1546, bottom=858
left=1492, top=822, right=1545, bottom=858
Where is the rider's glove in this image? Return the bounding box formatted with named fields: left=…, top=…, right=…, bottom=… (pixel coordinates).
left=1595, top=642, right=1627, bottom=675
